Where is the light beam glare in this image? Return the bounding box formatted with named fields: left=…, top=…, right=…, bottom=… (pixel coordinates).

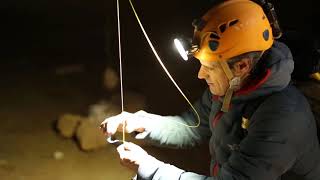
left=174, top=38, right=189, bottom=61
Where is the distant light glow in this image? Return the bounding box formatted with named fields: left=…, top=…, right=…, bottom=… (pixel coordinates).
left=174, top=38, right=188, bottom=61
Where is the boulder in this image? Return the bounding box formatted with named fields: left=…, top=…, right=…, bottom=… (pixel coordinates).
left=56, top=114, right=84, bottom=138
left=75, top=119, right=107, bottom=151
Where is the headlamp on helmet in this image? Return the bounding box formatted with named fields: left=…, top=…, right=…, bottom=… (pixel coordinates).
left=174, top=38, right=199, bottom=61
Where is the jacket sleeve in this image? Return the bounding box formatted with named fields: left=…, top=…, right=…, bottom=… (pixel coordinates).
left=137, top=89, right=212, bottom=148
left=137, top=156, right=217, bottom=180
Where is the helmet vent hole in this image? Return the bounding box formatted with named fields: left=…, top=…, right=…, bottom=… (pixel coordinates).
left=209, top=40, right=219, bottom=51
left=263, top=29, right=269, bottom=41
left=219, top=23, right=227, bottom=33
left=210, top=32, right=220, bottom=40
left=229, top=19, right=239, bottom=27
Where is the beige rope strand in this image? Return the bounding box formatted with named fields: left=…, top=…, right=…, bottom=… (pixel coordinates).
left=128, top=0, right=200, bottom=128
left=116, top=0, right=126, bottom=143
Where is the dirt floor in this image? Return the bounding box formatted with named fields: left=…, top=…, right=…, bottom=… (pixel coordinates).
left=0, top=64, right=126, bottom=180
left=0, top=61, right=316, bottom=180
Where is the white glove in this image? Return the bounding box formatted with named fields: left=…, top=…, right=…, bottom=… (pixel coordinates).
left=117, top=142, right=150, bottom=171
left=100, top=110, right=156, bottom=138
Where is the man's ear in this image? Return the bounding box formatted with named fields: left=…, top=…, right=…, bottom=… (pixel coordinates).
left=232, top=58, right=252, bottom=77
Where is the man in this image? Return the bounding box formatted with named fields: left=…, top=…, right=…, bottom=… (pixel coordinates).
left=101, top=0, right=320, bottom=179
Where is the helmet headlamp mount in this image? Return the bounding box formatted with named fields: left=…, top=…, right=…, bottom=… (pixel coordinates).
left=174, top=38, right=199, bottom=61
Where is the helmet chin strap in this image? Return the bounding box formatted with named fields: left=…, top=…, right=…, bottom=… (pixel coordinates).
left=219, top=60, right=241, bottom=112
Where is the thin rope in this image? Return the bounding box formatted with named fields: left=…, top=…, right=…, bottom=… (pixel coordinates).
left=116, top=0, right=126, bottom=143
left=128, top=0, right=200, bottom=128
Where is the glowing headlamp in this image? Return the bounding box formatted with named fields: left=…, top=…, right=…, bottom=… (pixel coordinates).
left=174, top=38, right=199, bottom=61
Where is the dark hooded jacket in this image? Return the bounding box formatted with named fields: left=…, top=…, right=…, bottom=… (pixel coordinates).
left=136, top=41, right=320, bottom=180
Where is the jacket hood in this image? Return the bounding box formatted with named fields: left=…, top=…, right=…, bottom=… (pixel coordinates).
left=228, top=41, right=294, bottom=102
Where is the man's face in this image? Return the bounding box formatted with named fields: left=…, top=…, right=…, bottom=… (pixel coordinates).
left=197, top=60, right=230, bottom=96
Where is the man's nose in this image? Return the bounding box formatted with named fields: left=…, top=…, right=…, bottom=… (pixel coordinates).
left=198, top=66, right=207, bottom=79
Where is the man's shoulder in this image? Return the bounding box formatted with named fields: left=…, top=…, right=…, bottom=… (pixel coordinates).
left=248, top=85, right=317, bottom=149
left=249, top=85, right=315, bottom=132
left=261, top=85, right=309, bottom=112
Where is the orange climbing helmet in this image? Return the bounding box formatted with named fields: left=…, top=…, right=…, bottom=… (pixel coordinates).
left=192, top=0, right=274, bottom=62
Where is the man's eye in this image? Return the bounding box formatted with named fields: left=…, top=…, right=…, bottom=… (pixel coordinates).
left=202, top=64, right=215, bottom=71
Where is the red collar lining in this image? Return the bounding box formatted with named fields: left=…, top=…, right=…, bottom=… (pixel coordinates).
left=211, top=68, right=271, bottom=100
left=235, top=68, right=271, bottom=96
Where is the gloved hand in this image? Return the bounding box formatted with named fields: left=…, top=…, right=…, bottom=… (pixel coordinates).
left=117, top=142, right=154, bottom=172
left=100, top=111, right=153, bottom=138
